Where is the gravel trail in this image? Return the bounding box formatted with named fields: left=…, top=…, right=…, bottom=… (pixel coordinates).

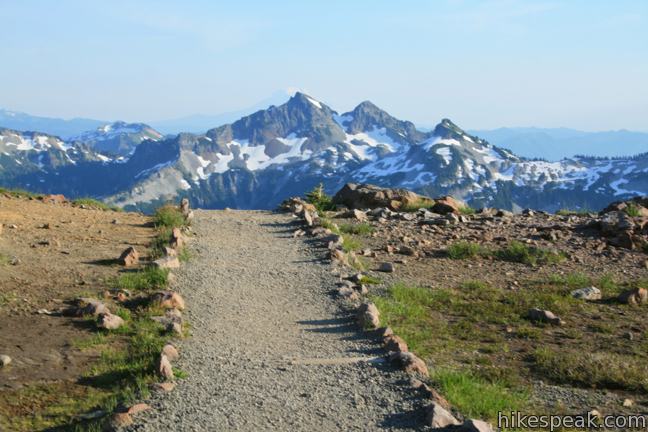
left=129, top=210, right=425, bottom=431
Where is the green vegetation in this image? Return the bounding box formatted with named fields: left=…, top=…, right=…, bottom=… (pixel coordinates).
left=153, top=204, right=187, bottom=229
left=556, top=208, right=590, bottom=216
left=0, top=187, right=43, bottom=199
left=533, top=348, right=648, bottom=392
left=400, top=198, right=435, bottom=212
left=432, top=370, right=528, bottom=420
left=458, top=206, right=476, bottom=215
left=446, top=241, right=487, bottom=259
left=319, top=218, right=340, bottom=234
left=625, top=203, right=642, bottom=217
left=494, top=241, right=566, bottom=266
left=359, top=275, right=381, bottom=285
left=342, top=236, right=363, bottom=252
left=0, top=253, right=11, bottom=266
left=305, top=183, right=335, bottom=213
left=339, top=222, right=374, bottom=236
left=112, top=267, right=169, bottom=291
left=72, top=198, right=122, bottom=212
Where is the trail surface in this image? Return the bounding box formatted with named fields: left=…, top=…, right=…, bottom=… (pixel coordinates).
left=130, top=210, right=424, bottom=431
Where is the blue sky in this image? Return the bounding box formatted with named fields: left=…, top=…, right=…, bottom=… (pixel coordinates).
left=1, top=0, right=647, bottom=131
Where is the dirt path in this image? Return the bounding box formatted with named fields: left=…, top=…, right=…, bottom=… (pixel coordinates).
left=129, top=210, right=425, bottom=431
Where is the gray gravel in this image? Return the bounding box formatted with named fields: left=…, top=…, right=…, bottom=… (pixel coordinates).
left=128, top=210, right=426, bottom=431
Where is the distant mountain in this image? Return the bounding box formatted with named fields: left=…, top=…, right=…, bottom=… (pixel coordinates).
left=149, top=90, right=294, bottom=134
left=1, top=93, right=647, bottom=213
left=0, top=109, right=105, bottom=140
left=70, top=122, right=163, bottom=157
left=470, top=127, right=648, bottom=160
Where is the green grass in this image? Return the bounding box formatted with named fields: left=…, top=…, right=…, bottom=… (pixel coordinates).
left=153, top=205, right=186, bottom=229
left=446, top=241, right=488, bottom=259
left=178, top=247, right=191, bottom=262
left=0, top=253, right=11, bottom=266
left=556, top=208, right=590, bottom=216
left=342, top=236, right=363, bottom=252
left=319, top=218, right=340, bottom=234
left=0, top=187, right=43, bottom=199
left=339, top=222, right=374, bottom=236
left=112, top=267, right=169, bottom=292
left=72, top=198, right=121, bottom=212
left=458, top=206, right=476, bottom=215
left=400, top=198, right=435, bottom=212
left=359, top=275, right=381, bottom=285
left=432, top=370, right=528, bottom=421
left=495, top=241, right=566, bottom=266
left=625, top=203, right=642, bottom=217
left=533, top=347, right=648, bottom=392
left=71, top=334, right=109, bottom=350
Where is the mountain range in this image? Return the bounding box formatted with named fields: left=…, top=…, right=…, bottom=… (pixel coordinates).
left=1, top=92, right=646, bottom=212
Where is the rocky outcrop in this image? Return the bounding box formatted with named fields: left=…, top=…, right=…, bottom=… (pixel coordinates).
left=333, top=183, right=433, bottom=211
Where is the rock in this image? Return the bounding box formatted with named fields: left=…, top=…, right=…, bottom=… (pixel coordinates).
left=383, top=335, right=408, bottom=352
left=151, top=291, right=186, bottom=310
left=161, top=344, right=179, bottom=362
left=330, top=249, right=348, bottom=266
left=325, top=234, right=344, bottom=250
left=42, top=194, right=66, bottom=205
left=118, top=247, right=139, bottom=267
left=345, top=209, right=368, bottom=222
left=152, top=256, right=181, bottom=269
left=164, top=246, right=178, bottom=257
left=623, top=398, right=634, bottom=407
left=388, top=351, right=428, bottom=376
left=109, top=412, right=133, bottom=429
left=338, top=287, right=359, bottom=301
left=332, top=183, right=432, bottom=210
left=74, top=298, right=110, bottom=316
left=618, top=288, right=648, bottom=305
left=528, top=308, right=563, bottom=325
left=151, top=382, right=176, bottom=393
left=378, top=262, right=395, bottom=272
left=98, top=313, right=125, bottom=330
left=158, top=354, right=174, bottom=380
left=293, top=229, right=306, bottom=238
left=169, top=227, right=184, bottom=249
left=126, top=403, right=151, bottom=415
left=431, top=196, right=463, bottom=215
left=179, top=198, right=190, bottom=218
left=377, top=326, right=394, bottom=338
left=167, top=321, right=183, bottom=336
left=357, top=302, right=380, bottom=329
left=303, top=210, right=315, bottom=227
left=186, top=210, right=195, bottom=223
left=399, top=246, right=417, bottom=256
left=0, top=354, right=11, bottom=367
left=571, top=286, right=602, bottom=301
left=456, top=419, right=495, bottom=432
left=425, top=402, right=460, bottom=428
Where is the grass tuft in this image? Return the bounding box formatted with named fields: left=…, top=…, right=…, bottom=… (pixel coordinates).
left=339, top=222, right=374, bottom=236
left=400, top=198, right=435, bottom=213
left=495, top=241, right=566, bottom=266
left=625, top=203, right=642, bottom=217
left=153, top=205, right=186, bottom=229
left=447, top=241, right=487, bottom=259
left=305, top=183, right=335, bottom=213
left=72, top=198, right=122, bottom=212
left=113, top=267, right=169, bottom=292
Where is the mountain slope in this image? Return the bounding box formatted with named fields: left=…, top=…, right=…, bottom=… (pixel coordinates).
left=1, top=93, right=647, bottom=212
left=70, top=122, right=163, bottom=157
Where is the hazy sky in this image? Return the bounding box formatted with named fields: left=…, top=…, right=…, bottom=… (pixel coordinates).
left=1, top=0, right=647, bottom=131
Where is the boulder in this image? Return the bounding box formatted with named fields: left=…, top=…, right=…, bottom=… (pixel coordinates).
left=528, top=308, right=563, bottom=325
left=74, top=298, right=110, bottom=317
left=383, top=335, right=408, bottom=353
left=118, top=247, right=139, bottom=267
left=618, top=288, right=648, bottom=305
left=98, top=313, right=125, bottom=330
left=332, top=183, right=431, bottom=210
left=357, top=302, right=380, bottom=329
left=109, top=412, right=133, bottom=429
left=179, top=198, right=190, bottom=218
left=378, top=262, right=395, bottom=273
left=425, top=402, right=460, bottom=428
left=432, top=196, right=464, bottom=215
left=151, top=291, right=186, bottom=310
left=0, top=354, right=11, bottom=367
left=41, top=194, right=66, bottom=205
left=152, top=256, right=181, bottom=269
left=571, top=286, right=602, bottom=301
left=388, top=351, right=428, bottom=376
left=456, top=419, right=495, bottom=432
left=158, top=354, right=174, bottom=380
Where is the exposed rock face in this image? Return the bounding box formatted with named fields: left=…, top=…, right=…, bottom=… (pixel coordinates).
left=333, top=183, right=432, bottom=210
